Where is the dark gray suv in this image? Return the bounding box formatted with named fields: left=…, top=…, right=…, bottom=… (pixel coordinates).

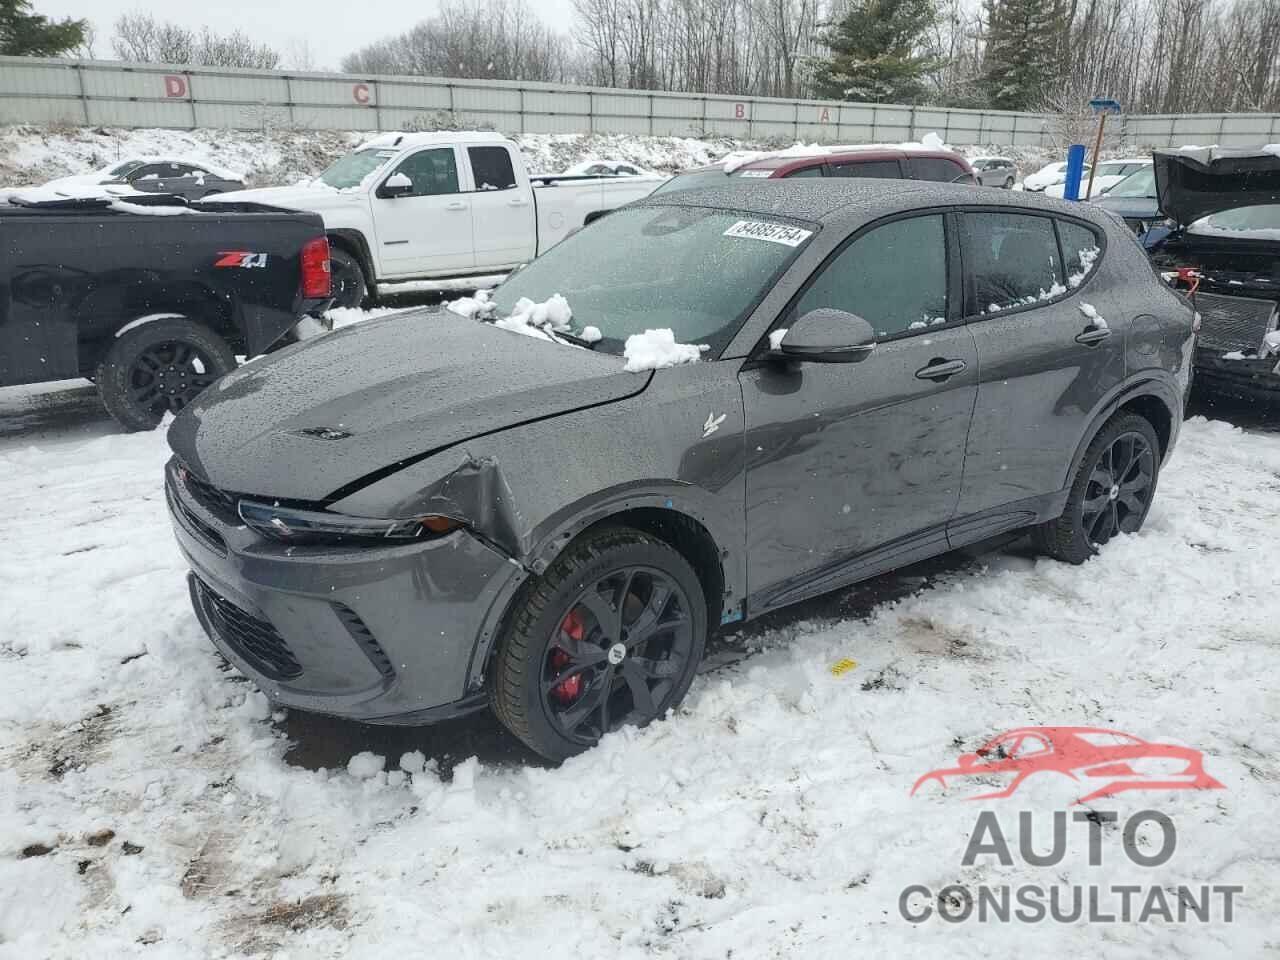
left=166, top=181, right=1194, bottom=761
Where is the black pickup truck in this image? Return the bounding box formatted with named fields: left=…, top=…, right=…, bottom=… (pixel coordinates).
left=0, top=193, right=331, bottom=430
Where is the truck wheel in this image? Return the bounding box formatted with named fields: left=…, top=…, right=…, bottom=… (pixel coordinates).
left=491, top=526, right=707, bottom=762
left=329, top=248, right=367, bottom=309
left=1032, top=413, right=1160, bottom=564
left=95, top=317, right=236, bottom=431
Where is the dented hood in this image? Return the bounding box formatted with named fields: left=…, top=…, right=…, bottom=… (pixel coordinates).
left=167, top=309, right=647, bottom=501
left=1154, top=147, right=1280, bottom=227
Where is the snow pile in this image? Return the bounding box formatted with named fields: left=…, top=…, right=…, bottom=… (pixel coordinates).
left=346, top=752, right=385, bottom=780
left=491, top=294, right=576, bottom=344
left=445, top=289, right=496, bottom=320
left=580, top=325, right=603, bottom=343
left=1068, top=246, right=1100, bottom=287
left=768, top=327, right=789, bottom=349
left=1078, top=302, right=1108, bottom=328
left=0, top=399, right=1278, bottom=956
left=1264, top=330, right=1280, bottom=358
left=622, top=328, right=706, bottom=371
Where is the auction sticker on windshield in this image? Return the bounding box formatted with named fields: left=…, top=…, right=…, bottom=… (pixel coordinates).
left=723, top=220, right=813, bottom=246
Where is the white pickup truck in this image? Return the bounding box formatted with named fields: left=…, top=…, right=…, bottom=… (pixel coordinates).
left=212, top=131, right=665, bottom=307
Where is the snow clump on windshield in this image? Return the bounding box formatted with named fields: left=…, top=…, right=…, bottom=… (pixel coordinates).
left=623, top=329, right=706, bottom=372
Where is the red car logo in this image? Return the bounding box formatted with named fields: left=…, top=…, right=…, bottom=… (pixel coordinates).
left=911, top=726, right=1225, bottom=806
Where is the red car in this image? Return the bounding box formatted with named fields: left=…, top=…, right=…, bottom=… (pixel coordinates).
left=652, top=147, right=977, bottom=196
left=911, top=726, right=1225, bottom=805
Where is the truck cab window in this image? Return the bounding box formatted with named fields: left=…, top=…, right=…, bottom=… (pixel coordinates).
left=468, top=147, right=517, bottom=191
left=390, top=149, right=460, bottom=197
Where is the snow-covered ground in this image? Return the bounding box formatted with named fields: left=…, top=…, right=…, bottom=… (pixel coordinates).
left=1, top=328, right=1278, bottom=956
left=0, top=124, right=1072, bottom=190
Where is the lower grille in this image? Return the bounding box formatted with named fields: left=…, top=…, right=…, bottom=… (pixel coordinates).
left=333, top=603, right=396, bottom=680
left=193, top=578, right=302, bottom=681
left=1195, top=291, right=1278, bottom=353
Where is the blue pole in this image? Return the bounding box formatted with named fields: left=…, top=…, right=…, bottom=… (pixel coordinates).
left=1062, top=144, right=1086, bottom=201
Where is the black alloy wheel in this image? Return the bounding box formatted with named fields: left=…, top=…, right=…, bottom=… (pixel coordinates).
left=491, top=526, right=708, bottom=761
left=1033, top=412, right=1161, bottom=564
left=1079, top=431, right=1155, bottom=547
left=541, top=566, right=696, bottom=745
left=126, top=340, right=220, bottom=417
left=329, top=248, right=367, bottom=309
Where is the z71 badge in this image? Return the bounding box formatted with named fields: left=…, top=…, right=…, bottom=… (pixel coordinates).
left=215, top=251, right=269, bottom=268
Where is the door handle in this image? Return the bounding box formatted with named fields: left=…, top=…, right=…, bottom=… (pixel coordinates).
left=914, top=358, right=967, bottom=381
left=508, top=198, right=530, bottom=207
left=1075, top=326, right=1112, bottom=346
left=445, top=201, right=468, bottom=211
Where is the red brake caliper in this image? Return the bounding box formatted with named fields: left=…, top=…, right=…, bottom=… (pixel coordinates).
left=550, top=609, right=585, bottom=703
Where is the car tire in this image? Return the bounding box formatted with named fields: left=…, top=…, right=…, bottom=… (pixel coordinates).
left=1004, top=176, right=1014, bottom=189
left=491, top=525, right=707, bottom=762
left=95, top=317, right=236, bottom=431
left=1032, top=413, right=1161, bottom=564
left=329, top=247, right=368, bottom=310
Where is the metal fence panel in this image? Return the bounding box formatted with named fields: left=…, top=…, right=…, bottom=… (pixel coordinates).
left=1, top=56, right=1278, bottom=155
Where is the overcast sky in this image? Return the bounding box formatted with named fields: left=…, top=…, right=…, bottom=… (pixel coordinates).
left=40, top=0, right=578, bottom=71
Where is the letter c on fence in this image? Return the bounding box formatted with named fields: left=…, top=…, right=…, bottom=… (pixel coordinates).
left=353, top=83, right=370, bottom=105
left=163, top=75, right=187, bottom=98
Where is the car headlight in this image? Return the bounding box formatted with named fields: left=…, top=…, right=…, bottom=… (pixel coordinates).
left=238, top=499, right=462, bottom=544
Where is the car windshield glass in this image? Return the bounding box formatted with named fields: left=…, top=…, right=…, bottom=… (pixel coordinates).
left=106, top=160, right=145, bottom=177
left=1189, top=204, right=1280, bottom=239
left=317, top=148, right=398, bottom=189
left=490, top=205, right=812, bottom=356
left=1105, top=166, right=1156, bottom=198
left=651, top=169, right=729, bottom=195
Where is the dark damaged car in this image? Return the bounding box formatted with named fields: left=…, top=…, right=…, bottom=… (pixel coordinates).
left=1146, top=147, right=1280, bottom=399
left=166, top=181, right=1195, bottom=761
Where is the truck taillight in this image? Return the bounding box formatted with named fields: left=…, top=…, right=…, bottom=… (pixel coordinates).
left=301, top=237, right=331, bottom=299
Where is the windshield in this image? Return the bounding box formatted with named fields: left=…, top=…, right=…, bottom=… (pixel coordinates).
left=317, top=148, right=398, bottom=189
left=490, top=205, right=812, bottom=355
left=1105, top=166, right=1156, bottom=198
left=651, top=169, right=730, bottom=195
left=1189, top=204, right=1280, bottom=240
left=106, top=160, right=145, bottom=178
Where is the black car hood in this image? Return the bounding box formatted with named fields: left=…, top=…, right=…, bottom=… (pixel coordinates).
left=168, top=310, right=648, bottom=501
left=1154, top=148, right=1280, bottom=227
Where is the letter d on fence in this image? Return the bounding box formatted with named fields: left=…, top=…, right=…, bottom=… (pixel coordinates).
left=1063, top=144, right=1086, bottom=201
left=163, top=75, right=187, bottom=98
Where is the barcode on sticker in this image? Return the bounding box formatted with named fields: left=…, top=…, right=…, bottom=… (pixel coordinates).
left=723, top=220, right=813, bottom=246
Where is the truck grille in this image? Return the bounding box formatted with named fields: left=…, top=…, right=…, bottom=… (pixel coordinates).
left=193, top=577, right=302, bottom=681
left=1195, top=291, right=1278, bottom=353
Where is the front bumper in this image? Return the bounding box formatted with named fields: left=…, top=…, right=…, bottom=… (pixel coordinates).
left=165, top=459, right=521, bottom=722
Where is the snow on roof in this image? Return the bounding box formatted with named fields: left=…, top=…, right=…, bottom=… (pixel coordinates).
left=102, top=155, right=245, bottom=181
left=358, top=130, right=510, bottom=151
left=719, top=131, right=956, bottom=173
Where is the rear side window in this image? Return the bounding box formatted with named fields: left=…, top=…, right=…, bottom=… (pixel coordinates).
left=964, top=212, right=1063, bottom=314
left=1057, top=220, right=1102, bottom=287
left=911, top=157, right=968, bottom=183
left=468, top=146, right=517, bottom=191
left=831, top=160, right=901, bottom=179
left=792, top=215, right=948, bottom=338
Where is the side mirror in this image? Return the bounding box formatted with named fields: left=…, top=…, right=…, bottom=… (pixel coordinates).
left=380, top=172, right=413, bottom=198
left=773, top=308, right=877, bottom=364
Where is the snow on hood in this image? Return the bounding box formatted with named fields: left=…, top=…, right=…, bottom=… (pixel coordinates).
left=1153, top=147, right=1280, bottom=227
left=201, top=184, right=365, bottom=210
left=167, top=310, right=648, bottom=501
left=5, top=182, right=147, bottom=204
left=622, top=329, right=707, bottom=372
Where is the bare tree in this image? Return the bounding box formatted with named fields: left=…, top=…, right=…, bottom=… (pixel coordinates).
left=110, top=14, right=279, bottom=69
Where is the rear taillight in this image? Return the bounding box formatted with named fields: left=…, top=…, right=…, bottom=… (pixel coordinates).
left=301, top=236, right=331, bottom=299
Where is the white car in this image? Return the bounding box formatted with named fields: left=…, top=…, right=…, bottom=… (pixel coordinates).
left=1045, top=158, right=1152, bottom=199
left=209, top=132, right=665, bottom=307
left=560, top=159, right=652, bottom=177
left=1021, top=160, right=1091, bottom=193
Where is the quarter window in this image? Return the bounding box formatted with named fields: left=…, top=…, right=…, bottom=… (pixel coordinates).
left=912, top=157, right=968, bottom=183
left=1058, top=220, right=1102, bottom=287
left=964, top=212, right=1063, bottom=314
left=389, top=148, right=460, bottom=197
left=783, top=165, right=824, bottom=178
left=468, top=146, right=517, bottom=191
left=792, top=215, right=948, bottom=338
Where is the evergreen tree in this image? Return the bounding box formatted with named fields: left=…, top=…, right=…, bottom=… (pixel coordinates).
left=981, top=0, right=1064, bottom=110
left=0, top=0, right=85, bottom=57
left=811, top=0, right=939, bottom=104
